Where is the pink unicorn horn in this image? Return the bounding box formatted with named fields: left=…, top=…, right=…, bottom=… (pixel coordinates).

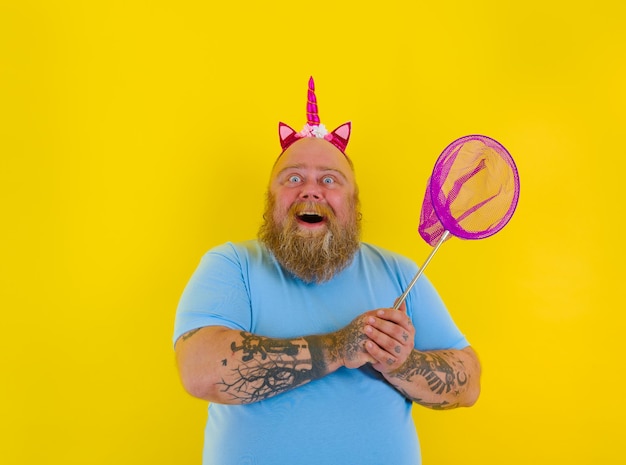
left=306, top=76, right=321, bottom=126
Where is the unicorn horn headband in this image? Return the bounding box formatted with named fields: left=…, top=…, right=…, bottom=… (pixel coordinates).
left=278, top=77, right=352, bottom=155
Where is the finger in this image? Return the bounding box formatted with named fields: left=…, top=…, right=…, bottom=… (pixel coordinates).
left=365, top=340, right=398, bottom=368
left=365, top=323, right=405, bottom=357
left=372, top=309, right=414, bottom=334
left=367, top=315, right=415, bottom=352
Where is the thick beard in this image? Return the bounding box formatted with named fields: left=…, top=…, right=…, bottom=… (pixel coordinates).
left=258, top=194, right=361, bottom=284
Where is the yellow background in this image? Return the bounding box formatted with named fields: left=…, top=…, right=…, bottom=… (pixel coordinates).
left=1, top=1, right=624, bottom=463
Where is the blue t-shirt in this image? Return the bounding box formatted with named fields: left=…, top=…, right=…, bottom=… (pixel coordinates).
left=174, top=240, right=468, bottom=465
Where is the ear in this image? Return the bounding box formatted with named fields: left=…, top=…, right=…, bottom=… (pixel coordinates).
left=326, top=122, right=351, bottom=152
left=279, top=122, right=299, bottom=150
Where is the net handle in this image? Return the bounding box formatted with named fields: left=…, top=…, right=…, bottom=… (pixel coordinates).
left=393, top=230, right=451, bottom=310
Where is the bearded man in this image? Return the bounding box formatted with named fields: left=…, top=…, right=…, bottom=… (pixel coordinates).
left=173, top=78, right=481, bottom=465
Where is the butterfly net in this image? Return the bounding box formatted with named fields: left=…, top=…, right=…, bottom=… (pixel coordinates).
left=419, top=135, right=520, bottom=247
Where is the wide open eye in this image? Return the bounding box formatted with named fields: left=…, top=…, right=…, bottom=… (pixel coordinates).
left=322, top=176, right=334, bottom=185
left=288, top=175, right=302, bottom=183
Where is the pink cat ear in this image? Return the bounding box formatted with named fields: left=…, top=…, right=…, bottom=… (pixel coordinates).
left=325, top=122, right=352, bottom=152
left=279, top=122, right=299, bottom=150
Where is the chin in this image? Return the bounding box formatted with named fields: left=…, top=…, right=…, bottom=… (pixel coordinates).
left=295, top=225, right=328, bottom=238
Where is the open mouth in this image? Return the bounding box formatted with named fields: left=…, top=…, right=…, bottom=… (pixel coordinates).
left=297, top=212, right=325, bottom=224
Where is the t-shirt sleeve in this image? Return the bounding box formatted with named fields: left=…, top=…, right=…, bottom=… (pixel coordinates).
left=409, top=274, right=470, bottom=351
left=172, top=243, right=252, bottom=346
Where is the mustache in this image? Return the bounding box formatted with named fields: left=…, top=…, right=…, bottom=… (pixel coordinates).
left=289, top=201, right=335, bottom=218
left=289, top=202, right=334, bottom=216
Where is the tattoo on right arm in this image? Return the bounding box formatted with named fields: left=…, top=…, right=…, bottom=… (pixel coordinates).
left=216, top=332, right=331, bottom=404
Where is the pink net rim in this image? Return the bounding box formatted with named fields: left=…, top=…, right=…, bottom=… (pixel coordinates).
left=429, top=134, right=520, bottom=241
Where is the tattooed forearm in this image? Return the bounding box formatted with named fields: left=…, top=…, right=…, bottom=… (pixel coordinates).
left=389, top=350, right=471, bottom=407
left=217, top=332, right=330, bottom=403
left=396, top=350, right=468, bottom=394
left=335, top=321, right=369, bottom=364
left=230, top=334, right=302, bottom=362
left=219, top=355, right=314, bottom=403
left=396, top=385, right=459, bottom=410
left=414, top=398, right=459, bottom=410
left=306, top=335, right=329, bottom=379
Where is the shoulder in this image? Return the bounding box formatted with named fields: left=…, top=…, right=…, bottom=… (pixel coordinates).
left=198, top=240, right=278, bottom=276
left=203, top=240, right=268, bottom=262
left=358, top=242, right=417, bottom=271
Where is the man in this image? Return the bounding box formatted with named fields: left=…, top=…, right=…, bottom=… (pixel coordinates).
left=173, top=77, right=481, bottom=465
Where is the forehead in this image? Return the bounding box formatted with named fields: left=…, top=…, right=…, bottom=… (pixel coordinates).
left=271, top=138, right=355, bottom=182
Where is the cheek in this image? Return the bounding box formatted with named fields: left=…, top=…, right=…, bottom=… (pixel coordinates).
left=328, top=193, right=355, bottom=220
left=271, top=192, right=294, bottom=220
left=273, top=207, right=288, bottom=225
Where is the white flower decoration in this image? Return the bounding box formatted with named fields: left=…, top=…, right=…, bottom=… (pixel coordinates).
left=297, top=123, right=329, bottom=139
left=298, top=124, right=313, bottom=137
left=311, top=124, right=328, bottom=138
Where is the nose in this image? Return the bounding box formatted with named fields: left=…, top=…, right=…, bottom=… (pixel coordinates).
left=298, top=179, right=322, bottom=201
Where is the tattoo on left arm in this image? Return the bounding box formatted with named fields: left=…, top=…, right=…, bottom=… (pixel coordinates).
left=393, top=350, right=469, bottom=406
